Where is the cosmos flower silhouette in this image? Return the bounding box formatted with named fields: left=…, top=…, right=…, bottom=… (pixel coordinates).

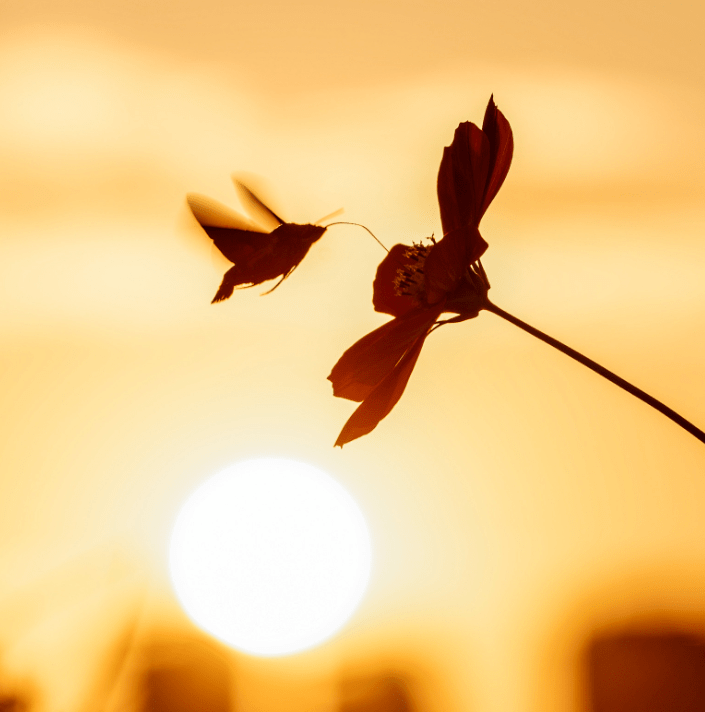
left=329, top=97, right=705, bottom=448
left=329, top=97, right=512, bottom=447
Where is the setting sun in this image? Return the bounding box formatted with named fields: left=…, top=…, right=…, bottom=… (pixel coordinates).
left=168, top=458, right=372, bottom=657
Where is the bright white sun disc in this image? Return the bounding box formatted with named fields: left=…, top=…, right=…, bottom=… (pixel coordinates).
left=169, top=458, right=372, bottom=656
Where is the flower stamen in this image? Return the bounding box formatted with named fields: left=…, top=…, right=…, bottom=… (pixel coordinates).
left=393, top=241, right=433, bottom=299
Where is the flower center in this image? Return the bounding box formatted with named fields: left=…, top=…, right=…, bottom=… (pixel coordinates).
left=393, top=242, right=432, bottom=300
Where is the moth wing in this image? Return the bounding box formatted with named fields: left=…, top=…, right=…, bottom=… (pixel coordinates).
left=233, top=179, right=285, bottom=231
left=187, top=193, right=266, bottom=232
left=187, top=193, right=270, bottom=264
left=208, top=228, right=273, bottom=264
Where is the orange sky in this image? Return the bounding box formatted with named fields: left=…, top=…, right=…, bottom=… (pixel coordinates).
left=1, top=1, right=705, bottom=711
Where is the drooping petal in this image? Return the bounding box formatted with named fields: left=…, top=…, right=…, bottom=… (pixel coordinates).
left=437, top=121, right=490, bottom=234
left=334, top=329, right=430, bottom=447
left=373, top=243, right=427, bottom=317
left=480, top=96, right=514, bottom=217
left=328, top=306, right=442, bottom=402
left=422, top=225, right=487, bottom=305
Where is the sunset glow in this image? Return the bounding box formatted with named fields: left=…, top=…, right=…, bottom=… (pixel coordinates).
left=1, top=2, right=705, bottom=710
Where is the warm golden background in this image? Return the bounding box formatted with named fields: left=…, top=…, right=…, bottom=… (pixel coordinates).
left=1, top=0, right=705, bottom=710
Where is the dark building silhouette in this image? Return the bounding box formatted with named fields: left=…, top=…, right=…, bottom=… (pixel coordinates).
left=0, top=698, right=28, bottom=712
left=585, top=629, right=705, bottom=712
left=139, top=634, right=232, bottom=712
left=339, top=672, right=414, bottom=712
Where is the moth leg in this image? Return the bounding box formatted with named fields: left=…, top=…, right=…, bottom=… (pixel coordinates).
left=260, top=264, right=299, bottom=295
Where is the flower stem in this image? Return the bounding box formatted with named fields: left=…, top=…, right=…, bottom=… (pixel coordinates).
left=484, top=300, right=705, bottom=446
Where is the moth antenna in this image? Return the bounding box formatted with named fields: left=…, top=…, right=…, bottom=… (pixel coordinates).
left=325, top=222, right=389, bottom=252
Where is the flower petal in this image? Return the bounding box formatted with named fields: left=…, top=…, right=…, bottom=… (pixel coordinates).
left=373, top=243, right=425, bottom=317
left=480, top=96, right=514, bottom=217
left=437, top=121, right=490, bottom=234
left=328, top=306, right=442, bottom=402
left=422, top=225, right=487, bottom=304
left=334, top=329, right=430, bottom=447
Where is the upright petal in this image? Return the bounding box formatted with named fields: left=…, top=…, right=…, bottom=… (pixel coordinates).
left=328, top=306, right=442, bottom=402
left=437, top=122, right=490, bottom=234
left=480, top=96, right=514, bottom=217
left=334, top=329, right=430, bottom=447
